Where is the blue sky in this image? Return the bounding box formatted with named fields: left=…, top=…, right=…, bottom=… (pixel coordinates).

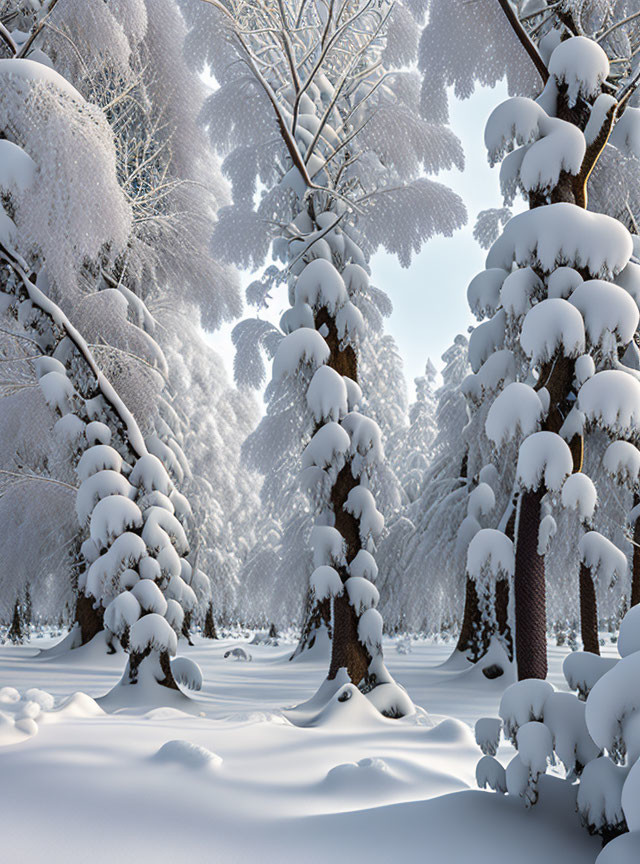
left=209, top=82, right=510, bottom=400
left=369, top=83, right=510, bottom=393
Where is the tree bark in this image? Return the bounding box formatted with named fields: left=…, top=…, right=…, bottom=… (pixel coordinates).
left=314, top=307, right=373, bottom=687
left=74, top=593, right=104, bottom=646
left=514, top=488, right=548, bottom=680
left=456, top=576, right=481, bottom=656
left=327, top=458, right=372, bottom=685
left=579, top=562, right=600, bottom=655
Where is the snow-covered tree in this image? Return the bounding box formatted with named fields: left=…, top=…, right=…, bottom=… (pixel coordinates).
left=179, top=0, right=465, bottom=714
left=0, top=1, right=258, bottom=634
left=421, top=2, right=640, bottom=679
left=389, top=358, right=438, bottom=503
left=0, top=15, right=218, bottom=692
left=476, top=603, right=640, bottom=857
left=378, top=336, right=472, bottom=637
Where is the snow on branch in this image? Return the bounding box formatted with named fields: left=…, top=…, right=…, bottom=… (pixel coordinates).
left=578, top=370, right=640, bottom=437
left=516, top=431, right=573, bottom=492
left=466, top=528, right=514, bottom=582
left=487, top=203, right=633, bottom=278
left=520, top=298, right=586, bottom=364
left=485, top=382, right=545, bottom=447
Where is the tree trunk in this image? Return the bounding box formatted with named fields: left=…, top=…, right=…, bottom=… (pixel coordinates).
left=456, top=576, right=481, bottom=656
left=74, top=593, right=104, bottom=646
left=327, top=458, right=372, bottom=686
left=328, top=592, right=370, bottom=685
left=514, top=488, right=548, bottom=680
left=202, top=602, right=218, bottom=639
left=314, top=305, right=374, bottom=687
left=579, top=562, right=600, bottom=655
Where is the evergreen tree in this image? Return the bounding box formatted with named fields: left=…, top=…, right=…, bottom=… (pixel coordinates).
left=180, top=0, right=466, bottom=714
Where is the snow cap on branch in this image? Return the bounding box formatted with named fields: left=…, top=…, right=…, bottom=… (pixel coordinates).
left=517, top=431, right=573, bottom=492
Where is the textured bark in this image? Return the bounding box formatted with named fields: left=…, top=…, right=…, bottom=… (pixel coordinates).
left=329, top=591, right=370, bottom=685
left=456, top=577, right=481, bottom=656
left=315, top=307, right=373, bottom=687
left=74, top=593, right=104, bottom=646
left=327, top=458, right=372, bottom=685
left=579, top=562, right=600, bottom=655
left=514, top=488, right=548, bottom=680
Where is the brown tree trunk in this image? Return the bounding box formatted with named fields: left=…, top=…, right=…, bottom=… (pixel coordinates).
left=314, top=306, right=374, bottom=687
left=456, top=577, right=481, bottom=656
left=327, top=458, right=372, bottom=686
left=514, top=488, right=548, bottom=680
left=74, top=593, right=104, bottom=646
left=329, top=592, right=370, bottom=685
left=579, top=562, right=600, bottom=655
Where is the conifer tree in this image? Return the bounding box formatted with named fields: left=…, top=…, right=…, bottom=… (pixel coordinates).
left=180, top=0, right=466, bottom=713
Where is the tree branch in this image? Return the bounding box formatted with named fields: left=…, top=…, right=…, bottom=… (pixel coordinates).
left=496, top=0, right=549, bottom=84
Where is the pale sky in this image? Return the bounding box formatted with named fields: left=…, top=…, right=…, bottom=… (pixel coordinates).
left=208, top=82, right=511, bottom=401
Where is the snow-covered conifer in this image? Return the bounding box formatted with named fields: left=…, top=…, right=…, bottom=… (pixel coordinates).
left=451, top=24, right=640, bottom=681
left=179, top=0, right=465, bottom=714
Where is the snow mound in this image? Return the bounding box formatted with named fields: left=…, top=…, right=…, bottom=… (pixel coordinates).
left=517, top=431, right=573, bottom=492
left=0, top=687, right=102, bottom=746
left=324, top=756, right=394, bottom=791
left=487, top=203, right=632, bottom=279
left=618, top=605, right=640, bottom=658
left=52, top=692, right=105, bottom=720
left=596, top=831, right=640, bottom=864
left=152, top=739, right=223, bottom=770
left=292, top=682, right=397, bottom=730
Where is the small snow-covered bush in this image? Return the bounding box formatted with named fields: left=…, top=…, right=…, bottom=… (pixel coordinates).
left=476, top=606, right=640, bottom=845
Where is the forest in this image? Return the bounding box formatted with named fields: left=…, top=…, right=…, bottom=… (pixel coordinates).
left=1, top=1, right=640, bottom=862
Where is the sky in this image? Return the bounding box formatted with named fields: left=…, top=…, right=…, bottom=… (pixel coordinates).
left=208, top=81, right=511, bottom=401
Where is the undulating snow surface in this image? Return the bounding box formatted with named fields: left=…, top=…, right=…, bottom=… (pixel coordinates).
left=0, top=633, right=604, bottom=863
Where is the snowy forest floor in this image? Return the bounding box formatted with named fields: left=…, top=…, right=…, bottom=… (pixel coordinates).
left=0, top=633, right=613, bottom=863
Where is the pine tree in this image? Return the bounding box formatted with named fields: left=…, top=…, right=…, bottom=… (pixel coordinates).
left=7, top=596, right=23, bottom=644
left=202, top=602, right=218, bottom=639
left=179, top=0, right=466, bottom=714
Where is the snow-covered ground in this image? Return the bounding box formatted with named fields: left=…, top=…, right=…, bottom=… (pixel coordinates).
left=0, top=633, right=609, bottom=863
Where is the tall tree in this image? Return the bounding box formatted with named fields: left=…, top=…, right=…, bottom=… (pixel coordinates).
left=180, top=0, right=466, bottom=713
